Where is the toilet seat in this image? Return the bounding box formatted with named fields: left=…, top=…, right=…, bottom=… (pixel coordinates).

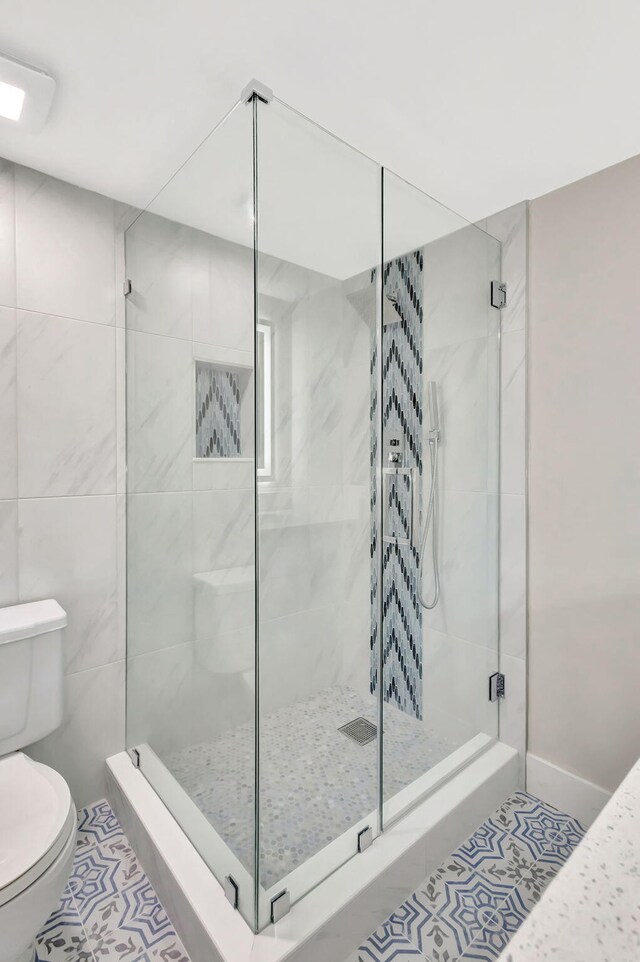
left=0, top=752, right=75, bottom=908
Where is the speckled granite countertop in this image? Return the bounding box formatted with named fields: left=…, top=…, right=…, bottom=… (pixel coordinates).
left=501, top=759, right=640, bottom=961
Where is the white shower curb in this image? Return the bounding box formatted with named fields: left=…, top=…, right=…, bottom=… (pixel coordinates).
left=107, top=742, right=518, bottom=962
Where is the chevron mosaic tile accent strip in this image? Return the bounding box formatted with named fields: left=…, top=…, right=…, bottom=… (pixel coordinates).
left=370, top=250, right=424, bottom=719
left=37, top=800, right=190, bottom=962
left=349, top=791, right=585, bottom=962
left=195, top=360, right=241, bottom=458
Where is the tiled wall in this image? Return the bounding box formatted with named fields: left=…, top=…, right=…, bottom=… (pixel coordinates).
left=126, top=213, right=373, bottom=759
left=0, top=158, right=125, bottom=807
left=125, top=210, right=257, bottom=758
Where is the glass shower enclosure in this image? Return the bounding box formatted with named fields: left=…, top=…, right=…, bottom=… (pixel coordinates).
left=125, top=88, right=501, bottom=932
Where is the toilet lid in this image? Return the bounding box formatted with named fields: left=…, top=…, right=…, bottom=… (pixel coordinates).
left=0, top=753, right=74, bottom=899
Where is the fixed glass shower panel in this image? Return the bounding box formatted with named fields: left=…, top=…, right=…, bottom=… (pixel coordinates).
left=379, top=170, right=501, bottom=825
left=254, top=97, right=381, bottom=927
left=125, top=102, right=258, bottom=927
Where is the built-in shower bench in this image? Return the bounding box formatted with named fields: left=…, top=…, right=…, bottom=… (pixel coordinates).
left=499, top=755, right=640, bottom=961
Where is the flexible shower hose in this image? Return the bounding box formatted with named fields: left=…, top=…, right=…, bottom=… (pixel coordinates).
left=418, top=438, right=440, bottom=609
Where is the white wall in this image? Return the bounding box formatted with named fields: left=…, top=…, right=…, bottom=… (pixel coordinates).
left=0, top=158, right=125, bottom=806
left=529, top=154, right=640, bottom=794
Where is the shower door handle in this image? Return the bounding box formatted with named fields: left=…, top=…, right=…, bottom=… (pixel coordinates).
left=382, top=466, right=414, bottom=547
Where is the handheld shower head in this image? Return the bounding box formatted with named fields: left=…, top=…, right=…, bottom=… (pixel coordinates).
left=427, top=381, right=440, bottom=440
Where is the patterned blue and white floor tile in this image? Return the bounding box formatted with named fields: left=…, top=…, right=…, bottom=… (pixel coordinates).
left=36, top=799, right=190, bottom=962
left=347, top=792, right=585, bottom=962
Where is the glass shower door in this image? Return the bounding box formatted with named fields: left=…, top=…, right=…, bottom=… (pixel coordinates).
left=379, top=170, right=502, bottom=824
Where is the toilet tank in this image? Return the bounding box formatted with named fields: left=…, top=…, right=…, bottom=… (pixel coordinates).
left=0, top=600, right=67, bottom=756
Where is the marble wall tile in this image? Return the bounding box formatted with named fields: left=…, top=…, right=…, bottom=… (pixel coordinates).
left=259, top=606, right=345, bottom=715
left=499, top=653, right=527, bottom=764
left=193, top=458, right=254, bottom=492
left=18, top=495, right=120, bottom=674
left=28, top=659, right=125, bottom=808
left=126, top=329, right=193, bottom=493
left=258, top=523, right=310, bottom=622
left=0, top=307, right=17, bottom=499
left=127, top=492, right=193, bottom=656
left=426, top=490, right=499, bottom=650
left=126, top=642, right=193, bottom=751
left=15, top=165, right=116, bottom=324
left=194, top=234, right=254, bottom=351
left=125, top=213, right=194, bottom=340
left=339, top=598, right=371, bottom=696
left=129, top=641, right=254, bottom=754
left=500, top=493, right=527, bottom=659
left=192, top=488, right=254, bottom=574
left=500, top=329, right=527, bottom=497
left=424, top=223, right=501, bottom=351
left=425, top=337, right=490, bottom=493
left=16, top=311, right=117, bottom=497
left=423, top=628, right=499, bottom=742
left=0, top=499, right=18, bottom=606
left=0, top=159, right=16, bottom=307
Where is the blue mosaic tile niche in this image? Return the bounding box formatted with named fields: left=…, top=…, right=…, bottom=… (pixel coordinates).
left=195, top=360, right=242, bottom=458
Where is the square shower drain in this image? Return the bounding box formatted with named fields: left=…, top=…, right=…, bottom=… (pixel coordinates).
left=338, top=716, right=377, bottom=746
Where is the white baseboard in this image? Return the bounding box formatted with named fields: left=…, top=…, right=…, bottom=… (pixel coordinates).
left=526, top=753, right=611, bottom=827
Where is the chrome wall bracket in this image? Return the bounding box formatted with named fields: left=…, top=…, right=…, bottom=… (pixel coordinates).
left=128, top=747, right=140, bottom=768
left=490, top=281, right=507, bottom=309
left=270, top=888, right=290, bottom=924
left=123, top=278, right=132, bottom=297
left=357, top=825, right=373, bottom=853
left=489, top=672, right=506, bottom=701
left=240, top=78, right=273, bottom=105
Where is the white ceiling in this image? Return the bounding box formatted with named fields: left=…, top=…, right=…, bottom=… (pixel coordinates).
left=2, top=0, right=640, bottom=240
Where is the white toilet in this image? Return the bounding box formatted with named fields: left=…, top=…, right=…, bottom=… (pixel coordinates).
left=0, top=600, right=77, bottom=962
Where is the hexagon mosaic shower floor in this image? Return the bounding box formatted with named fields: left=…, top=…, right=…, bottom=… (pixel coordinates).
left=36, top=791, right=584, bottom=962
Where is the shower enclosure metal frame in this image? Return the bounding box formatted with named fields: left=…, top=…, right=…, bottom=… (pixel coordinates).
left=124, top=82, right=503, bottom=934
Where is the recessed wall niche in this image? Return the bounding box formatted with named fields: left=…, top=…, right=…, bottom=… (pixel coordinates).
left=194, top=358, right=252, bottom=460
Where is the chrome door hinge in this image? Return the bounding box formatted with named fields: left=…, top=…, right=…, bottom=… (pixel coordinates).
left=489, top=672, right=505, bottom=701
left=123, top=278, right=132, bottom=297
left=490, top=281, right=507, bottom=309
left=128, top=747, right=141, bottom=768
